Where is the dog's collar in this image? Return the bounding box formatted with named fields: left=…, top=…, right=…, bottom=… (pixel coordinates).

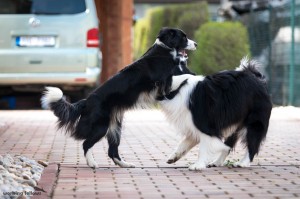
left=154, top=38, right=173, bottom=50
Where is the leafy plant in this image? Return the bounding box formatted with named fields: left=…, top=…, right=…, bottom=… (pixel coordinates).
left=190, top=21, right=250, bottom=75
left=134, top=2, right=209, bottom=59
left=224, top=159, right=240, bottom=167
left=134, top=18, right=150, bottom=59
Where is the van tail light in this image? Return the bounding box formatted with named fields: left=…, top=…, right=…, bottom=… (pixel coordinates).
left=87, top=28, right=99, bottom=47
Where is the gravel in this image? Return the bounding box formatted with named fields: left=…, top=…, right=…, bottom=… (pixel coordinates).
left=0, top=154, right=48, bottom=199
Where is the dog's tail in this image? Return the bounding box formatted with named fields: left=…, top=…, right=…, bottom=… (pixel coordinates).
left=236, top=56, right=266, bottom=83
left=41, top=87, right=86, bottom=138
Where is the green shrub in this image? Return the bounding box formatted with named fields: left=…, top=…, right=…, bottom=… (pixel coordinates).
left=133, top=18, right=150, bottom=59
left=147, top=7, right=165, bottom=47
left=175, top=3, right=209, bottom=39
left=133, top=7, right=164, bottom=59
left=190, top=21, right=250, bottom=75
left=162, top=2, right=208, bottom=36
left=134, top=2, right=209, bottom=59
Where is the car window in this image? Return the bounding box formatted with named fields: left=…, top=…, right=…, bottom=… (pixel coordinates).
left=0, top=0, right=86, bottom=15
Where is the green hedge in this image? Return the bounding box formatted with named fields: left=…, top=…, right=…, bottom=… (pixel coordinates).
left=133, top=18, right=150, bottom=59
left=134, top=2, right=209, bottom=59
left=190, top=21, right=250, bottom=75
left=134, top=6, right=250, bottom=75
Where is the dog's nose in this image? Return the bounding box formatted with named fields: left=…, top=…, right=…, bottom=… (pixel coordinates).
left=194, top=42, right=198, bottom=47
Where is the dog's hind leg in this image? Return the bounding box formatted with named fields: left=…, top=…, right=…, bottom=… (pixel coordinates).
left=189, top=134, right=230, bottom=171
left=234, top=113, right=269, bottom=167
left=209, top=131, right=240, bottom=167
left=167, top=136, right=198, bottom=164
left=224, top=131, right=240, bottom=149
left=208, top=149, right=230, bottom=167
left=107, top=111, right=135, bottom=168
left=83, top=122, right=109, bottom=168
left=85, top=147, right=98, bottom=169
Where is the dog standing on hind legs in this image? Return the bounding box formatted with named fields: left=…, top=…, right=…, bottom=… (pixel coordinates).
left=41, top=27, right=197, bottom=169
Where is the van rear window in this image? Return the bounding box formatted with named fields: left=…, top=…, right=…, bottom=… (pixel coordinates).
left=0, top=0, right=86, bottom=15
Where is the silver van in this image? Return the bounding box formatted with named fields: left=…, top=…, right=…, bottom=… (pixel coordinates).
left=0, top=0, right=101, bottom=99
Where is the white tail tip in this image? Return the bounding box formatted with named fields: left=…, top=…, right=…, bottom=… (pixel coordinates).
left=236, top=56, right=260, bottom=71
left=41, top=87, right=63, bottom=109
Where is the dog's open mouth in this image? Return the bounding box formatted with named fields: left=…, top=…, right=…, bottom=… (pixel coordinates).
left=179, top=50, right=188, bottom=58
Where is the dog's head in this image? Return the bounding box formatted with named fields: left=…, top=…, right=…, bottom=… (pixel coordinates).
left=156, top=27, right=197, bottom=53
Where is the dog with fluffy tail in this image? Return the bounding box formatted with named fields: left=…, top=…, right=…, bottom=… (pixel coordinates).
left=158, top=57, right=272, bottom=170
left=41, top=27, right=197, bottom=168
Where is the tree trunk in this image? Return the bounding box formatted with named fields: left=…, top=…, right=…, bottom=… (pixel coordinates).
left=95, top=0, right=133, bottom=83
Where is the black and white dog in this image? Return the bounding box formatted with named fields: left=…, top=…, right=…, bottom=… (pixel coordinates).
left=41, top=28, right=197, bottom=168
left=158, top=57, right=272, bottom=170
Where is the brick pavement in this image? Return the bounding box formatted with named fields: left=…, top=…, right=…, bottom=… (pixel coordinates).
left=0, top=108, right=299, bottom=199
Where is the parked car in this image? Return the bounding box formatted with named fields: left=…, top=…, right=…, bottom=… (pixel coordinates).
left=0, top=0, right=101, bottom=101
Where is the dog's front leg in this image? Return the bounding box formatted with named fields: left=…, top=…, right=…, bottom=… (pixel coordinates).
left=188, top=142, right=208, bottom=171
left=167, top=136, right=198, bottom=164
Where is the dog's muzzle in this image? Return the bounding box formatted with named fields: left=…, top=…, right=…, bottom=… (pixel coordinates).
left=186, top=39, right=197, bottom=50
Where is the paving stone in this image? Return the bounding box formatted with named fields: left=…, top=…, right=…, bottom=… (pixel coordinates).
left=0, top=109, right=300, bottom=198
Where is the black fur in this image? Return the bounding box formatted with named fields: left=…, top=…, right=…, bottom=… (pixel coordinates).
left=45, top=27, right=196, bottom=166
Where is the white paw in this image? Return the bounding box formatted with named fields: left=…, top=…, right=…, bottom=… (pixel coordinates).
left=85, top=149, right=98, bottom=168
left=188, top=162, right=206, bottom=171
left=209, top=157, right=227, bottom=167
left=232, top=152, right=251, bottom=168
left=87, top=159, right=99, bottom=168
left=208, top=161, right=224, bottom=168
left=122, top=161, right=136, bottom=168
left=215, top=161, right=225, bottom=167
left=233, top=153, right=251, bottom=168
left=233, top=161, right=250, bottom=168
left=113, top=158, right=136, bottom=168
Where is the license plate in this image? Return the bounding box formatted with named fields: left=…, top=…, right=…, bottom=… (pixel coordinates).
left=16, top=36, right=55, bottom=47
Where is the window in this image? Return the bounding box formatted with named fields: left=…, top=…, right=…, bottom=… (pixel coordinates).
left=0, top=0, right=86, bottom=15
